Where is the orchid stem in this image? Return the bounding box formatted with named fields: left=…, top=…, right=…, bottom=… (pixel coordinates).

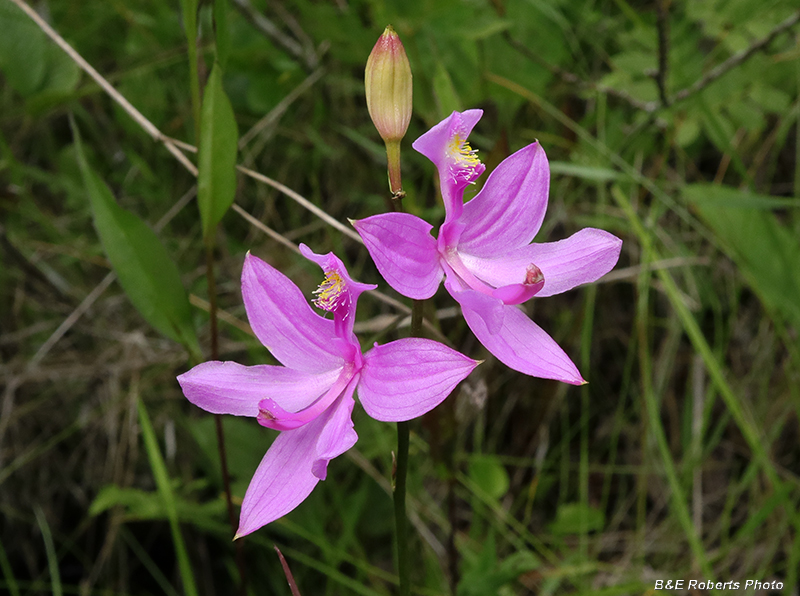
left=394, top=299, right=425, bottom=595
left=394, top=420, right=410, bottom=596
left=205, top=243, right=248, bottom=596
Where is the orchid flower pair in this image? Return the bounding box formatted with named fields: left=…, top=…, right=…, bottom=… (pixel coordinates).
left=354, top=109, right=622, bottom=384
left=177, top=109, right=621, bottom=537
left=178, top=245, right=478, bottom=537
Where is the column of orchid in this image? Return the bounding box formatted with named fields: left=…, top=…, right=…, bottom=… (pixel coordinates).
left=176, top=25, right=622, bottom=595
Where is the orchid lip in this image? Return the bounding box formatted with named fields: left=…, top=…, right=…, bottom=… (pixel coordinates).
left=257, top=364, right=358, bottom=431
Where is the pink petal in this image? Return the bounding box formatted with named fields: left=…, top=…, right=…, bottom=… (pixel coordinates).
left=443, top=275, right=505, bottom=334
left=353, top=213, right=443, bottom=300
left=412, top=110, right=485, bottom=220
left=178, top=361, right=342, bottom=417
left=242, top=253, right=345, bottom=373
left=457, top=143, right=550, bottom=257
left=236, top=388, right=358, bottom=537
left=312, top=379, right=358, bottom=479
left=452, top=287, right=584, bottom=384
left=358, top=338, right=479, bottom=421
left=412, top=109, right=484, bottom=170
left=459, top=228, right=622, bottom=298
left=298, top=244, right=377, bottom=343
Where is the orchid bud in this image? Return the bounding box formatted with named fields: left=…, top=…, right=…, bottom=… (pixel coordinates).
left=365, top=26, right=412, bottom=197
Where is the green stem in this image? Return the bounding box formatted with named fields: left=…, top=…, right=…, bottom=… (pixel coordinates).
left=394, top=300, right=424, bottom=596
left=385, top=140, right=403, bottom=199
left=394, top=420, right=410, bottom=596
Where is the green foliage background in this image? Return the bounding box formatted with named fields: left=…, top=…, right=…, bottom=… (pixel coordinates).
left=1, top=0, right=799, bottom=594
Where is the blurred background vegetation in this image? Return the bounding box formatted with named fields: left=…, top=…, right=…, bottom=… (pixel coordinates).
left=1, top=0, right=799, bottom=594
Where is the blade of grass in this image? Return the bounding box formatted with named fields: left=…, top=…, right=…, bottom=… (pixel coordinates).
left=137, top=397, right=199, bottom=596
left=34, top=505, right=62, bottom=596
left=119, top=527, right=182, bottom=596
left=0, top=531, right=21, bottom=596
left=633, top=228, right=711, bottom=576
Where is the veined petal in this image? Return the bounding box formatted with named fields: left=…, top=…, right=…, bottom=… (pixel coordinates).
left=236, top=389, right=357, bottom=538
left=412, top=110, right=485, bottom=220
left=460, top=301, right=584, bottom=384
left=359, top=338, right=479, bottom=421
left=458, top=143, right=550, bottom=257
left=443, top=276, right=505, bottom=334
left=178, top=361, right=342, bottom=417
left=243, top=253, right=345, bottom=372
left=353, top=213, right=443, bottom=300
left=313, top=379, right=358, bottom=479
left=460, top=228, right=622, bottom=298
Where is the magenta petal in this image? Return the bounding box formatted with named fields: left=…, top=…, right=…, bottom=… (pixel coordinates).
left=353, top=213, right=443, bottom=299
left=460, top=301, right=584, bottom=384
left=444, top=277, right=505, bottom=334
left=491, top=279, right=544, bottom=305
left=312, top=380, right=358, bottom=479
left=242, top=253, right=345, bottom=372
left=458, top=143, right=550, bottom=257
left=236, top=390, right=357, bottom=537
left=411, top=109, right=483, bottom=168
left=359, top=338, right=479, bottom=421
left=178, top=361, right=341, bottom=417
left=460, top=228, right=622, bottom=298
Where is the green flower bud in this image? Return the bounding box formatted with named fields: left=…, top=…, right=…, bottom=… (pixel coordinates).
left=365, top=26, right=412, bottom=143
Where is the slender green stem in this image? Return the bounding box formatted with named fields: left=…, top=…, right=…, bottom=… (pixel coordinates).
left=394, top=420, right=410, bottom=596
left=394, top=299, right=425, bottom=595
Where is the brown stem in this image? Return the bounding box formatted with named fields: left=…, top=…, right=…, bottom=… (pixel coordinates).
left=206, top=244, right=247, bottom=596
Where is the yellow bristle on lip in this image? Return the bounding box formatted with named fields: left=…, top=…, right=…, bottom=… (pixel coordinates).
left=313, top=270, right=346, bottom=312
left=448, top=134, right=482, bottom=175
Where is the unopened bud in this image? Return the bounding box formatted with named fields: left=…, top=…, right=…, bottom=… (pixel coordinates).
left=366, top=26, right=412, bottom=197
left=365, top=26, right=412, bottom=143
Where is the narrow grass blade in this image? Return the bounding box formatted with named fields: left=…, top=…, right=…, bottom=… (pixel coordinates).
left=0, top=532, right=21, bottom=596
left=34, top=506, right=62, bottom=596
left=137, top=397, right=199, bottom=596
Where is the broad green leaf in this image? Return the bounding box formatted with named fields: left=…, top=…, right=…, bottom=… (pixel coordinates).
left=548, top=502, right=605, bottom=535
left=684, top=184, right=800, bottom=330
left=89, top=484, right=226, bottom=524
left=433, top=61, right=462, bottom=119
left=549, top=161, right=623, bottom=182
left=468, top=454, right=509, bottom=500
left=197, top=63, right=239, bottom=244
left=72, top=120, right=200, bottom=358
left=0, top=2, right=46, bottom=96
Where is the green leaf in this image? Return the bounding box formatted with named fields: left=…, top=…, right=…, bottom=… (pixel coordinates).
left=0, top=1, right=46, bottom=96
left=684, top=184, right=800, bottom=330
left=468, top=454, right=509, bottom=501
left=71, top=118, right=200, bottom=358
left=548, top=502, right=605, bottom=535
left=549, top=161, right=623, bottom=182
left=433, top=61, right=462, bottom=120
left=197, top=63, right=239, bottom=244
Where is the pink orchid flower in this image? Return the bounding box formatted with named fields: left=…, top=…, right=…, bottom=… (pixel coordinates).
left=353, top=109, right=622, bottom=385
left=178, top=246, right=478, bottom=537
